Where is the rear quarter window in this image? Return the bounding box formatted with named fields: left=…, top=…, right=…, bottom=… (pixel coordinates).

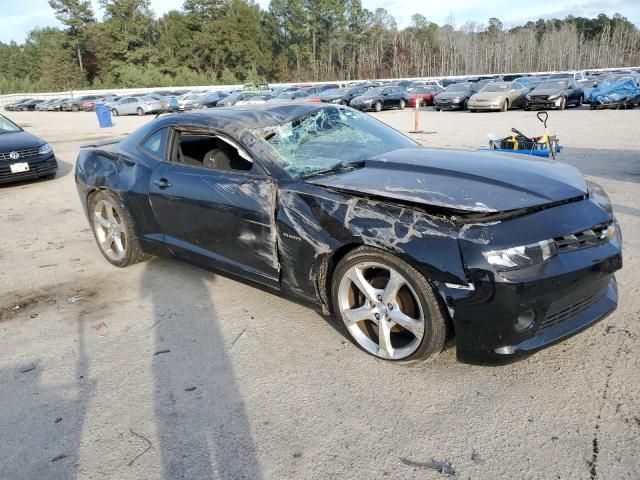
left=141, top=128, right=167, bottom=160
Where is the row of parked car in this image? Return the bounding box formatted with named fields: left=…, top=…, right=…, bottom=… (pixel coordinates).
left=5, top=69, right=640, bottom=115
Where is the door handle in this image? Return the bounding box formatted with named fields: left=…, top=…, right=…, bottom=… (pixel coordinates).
left=154, top=178, right=172, bottom=189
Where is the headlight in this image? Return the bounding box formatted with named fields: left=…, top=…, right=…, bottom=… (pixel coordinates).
left=483, top=239, right=557, bottom=271
left=331, top=98, right=342, bottom=103
left=38, top=143, right=52, bottom=155
left=452, top=96, right=463, bottom=102
left=547, top=94, right=559, bottom=100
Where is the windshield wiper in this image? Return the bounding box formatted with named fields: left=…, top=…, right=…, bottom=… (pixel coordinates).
left=301, top=160, right=365, bottom=179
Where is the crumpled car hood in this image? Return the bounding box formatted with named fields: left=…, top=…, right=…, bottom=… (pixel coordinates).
left=305, top=148, right=588, bottom=213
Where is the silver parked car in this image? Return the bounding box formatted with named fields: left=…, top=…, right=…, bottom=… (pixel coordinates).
left=111, top=96, right=163, bottom=116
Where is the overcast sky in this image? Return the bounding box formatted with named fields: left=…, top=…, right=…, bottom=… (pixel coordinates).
left=3, top=0, right=639, bottom=44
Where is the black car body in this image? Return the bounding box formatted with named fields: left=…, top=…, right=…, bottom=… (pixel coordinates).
left=433, top=83, right=477, bottom=110
left=216, top=92, right=257, bottom=107
left=525, top=80, right=584, bottom=110
left=4, top=99, right=33, bottom=111
left=15, top=99, right=46, bottom=111
left=61, top=95, right=98, bottom=112
left=319, top=87, right=370, bottom=105
left=75, top=104, right=621, bottom=365
left=350, top=87, right=409, bottom=112
left=0, top=114, right=58, bottom=184
left=192, top=91, right=229, bottom=109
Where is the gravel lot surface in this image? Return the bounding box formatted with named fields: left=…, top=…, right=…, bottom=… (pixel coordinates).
left=0, top=107, right=638, bottom=480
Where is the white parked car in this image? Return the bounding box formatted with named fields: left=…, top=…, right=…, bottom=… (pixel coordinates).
left=111, top=96, right=163, bottom=116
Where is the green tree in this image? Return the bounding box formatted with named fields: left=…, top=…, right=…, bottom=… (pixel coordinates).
left=48, top=0, right=95, bottom=72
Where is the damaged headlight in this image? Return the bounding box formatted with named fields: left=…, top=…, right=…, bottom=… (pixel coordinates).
left=38, top=143, right=52, bottom=155
left=483, top=239, right=557, bottom=271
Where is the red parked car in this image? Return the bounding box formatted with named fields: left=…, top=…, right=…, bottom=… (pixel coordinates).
left=407, top=85, right=444, bottom=107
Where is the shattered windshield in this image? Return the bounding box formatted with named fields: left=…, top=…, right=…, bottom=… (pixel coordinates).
left=251, top=106, right=417, bottom=179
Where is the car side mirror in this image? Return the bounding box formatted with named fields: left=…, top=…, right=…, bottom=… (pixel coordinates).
left=568, top=85, right=574, bottom=89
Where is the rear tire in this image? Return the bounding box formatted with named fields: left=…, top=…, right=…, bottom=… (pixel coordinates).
left=501, top=99, right=509, bottom=112
left=330, top=246, right=448, bottom=363
left=399, top=99, right=406, bottom=110
left=89, top=191, right=149, bottom=268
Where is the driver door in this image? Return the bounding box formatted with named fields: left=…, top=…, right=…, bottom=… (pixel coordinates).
left=148, top=127, right=280, bottom=286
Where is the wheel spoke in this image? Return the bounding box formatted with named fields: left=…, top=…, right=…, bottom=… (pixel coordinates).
left=100, top=232, right=114, bottom=251
left=106, top=207, right=116, bottom=223
left=377, top=320, right=395, bottom=359
left=389, top=310, right=424, bottom=339
left=382, top=269, right=405, bottom=305
left=113, top=233, right=125, bottom=255
left=346, top=267, right=379, bottom=303
left=342, top=305, right=376, bottom=326
left=94, top=212, right=109, bottom=228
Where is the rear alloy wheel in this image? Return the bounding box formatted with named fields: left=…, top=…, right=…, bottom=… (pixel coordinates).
left=501, top=99, right=509, bottom=112
left=331, top=247, right=447, bottom=362
left=374, top=101, right=382, bottom=112
left=90, top=191, right=148, bottom=267
left=399, top=99, right=406, bottom=109
left=137, top=107, right=144, bottom=116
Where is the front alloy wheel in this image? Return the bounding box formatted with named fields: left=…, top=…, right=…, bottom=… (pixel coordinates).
left=332, top=248, right=447, bottom=362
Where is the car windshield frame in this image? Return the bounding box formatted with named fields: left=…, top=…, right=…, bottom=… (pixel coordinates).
left=480, top=83, right=510, bottom=92
left=535, top=81, right=568, bottom=90
left=0, top=114, right=23, bottom=134
left=249, top=106, right=418, bottom=180
left=362, top=87, right=385, bottom=97
left=445, top=84, right=472, bottom=92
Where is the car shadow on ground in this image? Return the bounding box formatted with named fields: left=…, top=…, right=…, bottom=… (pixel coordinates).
left=0, top=312, right=93, bottom=480
left=140, top=258, right=263, bottom=480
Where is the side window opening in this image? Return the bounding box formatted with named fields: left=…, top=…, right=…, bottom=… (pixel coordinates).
left=172, top=131, right=253, bottom=172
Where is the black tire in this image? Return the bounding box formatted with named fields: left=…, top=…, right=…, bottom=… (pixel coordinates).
left=374, top=101, right=382, bottom=112
left=558, top=97, right=566, bottom=110
left=462, top=99, right=468, bottom=110
left=469, top=109, right=476, bottom=112
left=112, top=109, right=119, bottom=116
left=330, top=246, right=448, bottom=363
left=89, top=190, right=149, bottom=268
left=501, top=99, right=509, bottom=112
left=340, top=100, right=348, bottom=106
left=137, top=107, right=144, bottom=116
left=577, top=96, right=583, bottom=107
left=71, top=104, right=79, bottom=112
left=399, top=99, right=406, bottom=110
left=435, top=107, right=441, bottom=111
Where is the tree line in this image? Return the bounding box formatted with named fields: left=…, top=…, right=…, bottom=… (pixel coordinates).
left=0, top=0, right=639, bottom=94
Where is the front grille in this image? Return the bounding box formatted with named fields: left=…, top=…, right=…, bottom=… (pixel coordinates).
left=554, top=224, right=610, bottom=252
left=539, top=289, right=605, bottom=331
left=0, top=148, right=40, bottom=161
left=530, top=96, right=548, bottom=101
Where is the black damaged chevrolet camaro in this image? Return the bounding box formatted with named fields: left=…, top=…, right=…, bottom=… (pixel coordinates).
left=75, top=104, right=622, bottom=364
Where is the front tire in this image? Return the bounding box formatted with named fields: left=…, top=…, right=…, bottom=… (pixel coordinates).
left=399, top=99, right=406, bottom=110
left=501, top=99, right=509, bottom=112
left=137, top=107, right=144, bottom=116
left=89, top=191, right=149, bottom=268
left=112, top=109, right=119, bottom=116
left=331, top=247, right=448, bottom=362
left=558, top=97, right=566, bottom=110
left=374, top=101, right=382, bottom=112
left=72, top=104, right=79, bottom=112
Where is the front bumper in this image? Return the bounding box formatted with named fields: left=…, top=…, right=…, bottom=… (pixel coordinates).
left=434, top=99, right=465, bottom=110
left=468, top=101, right=501, bottom=111
left=526, top=97, right=561, bottom=109
left=0, top=154, right=58, bottom=184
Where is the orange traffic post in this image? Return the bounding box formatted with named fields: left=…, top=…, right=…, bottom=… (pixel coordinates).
left=409, top=95, right=424, bottom=133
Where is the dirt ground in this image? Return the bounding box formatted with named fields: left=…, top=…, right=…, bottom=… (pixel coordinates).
left=0, top=107, right=638, bottom=480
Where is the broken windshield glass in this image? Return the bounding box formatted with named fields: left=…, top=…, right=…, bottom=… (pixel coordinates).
left=250, top=106, right=417, bottom=178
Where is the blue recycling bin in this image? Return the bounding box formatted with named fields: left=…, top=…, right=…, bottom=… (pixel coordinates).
left=95, top=102, right=113, bottom=128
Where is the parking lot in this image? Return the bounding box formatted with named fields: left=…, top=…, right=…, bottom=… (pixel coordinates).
left=0, top=108, right=638, bottom=479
